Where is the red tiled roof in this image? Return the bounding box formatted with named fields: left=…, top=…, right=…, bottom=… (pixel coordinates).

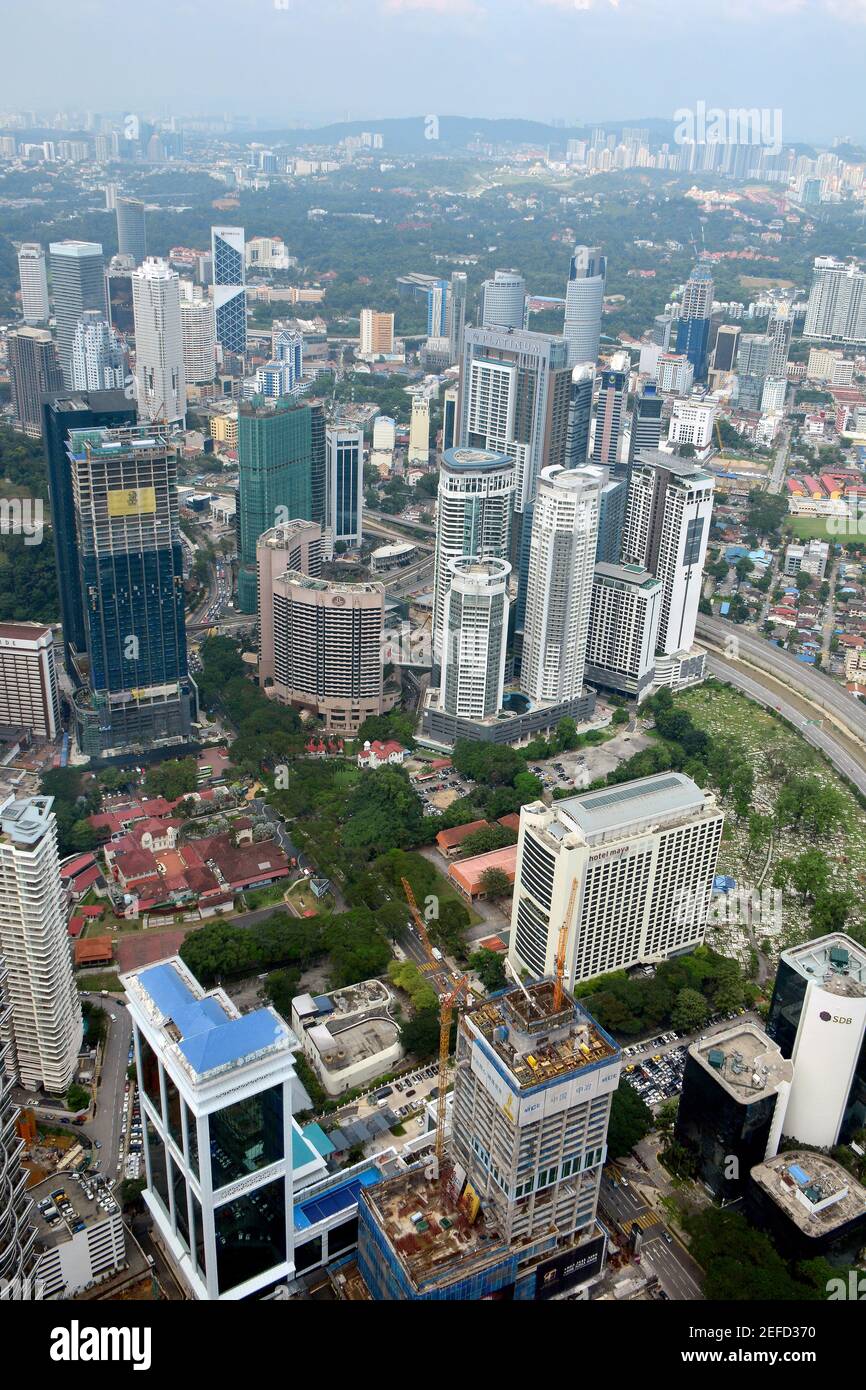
left=435, top=819, right=490, bottom=850
left=67, top=917, right=86, bottom=938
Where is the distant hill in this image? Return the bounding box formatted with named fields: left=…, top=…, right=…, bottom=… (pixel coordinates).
left=227, top=114, right=679, bottom=154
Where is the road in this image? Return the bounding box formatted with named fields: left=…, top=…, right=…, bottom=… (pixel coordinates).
left=697, top=614, right=866, bottom=755
left=80, top=993, right=133, bottom=1185
left=598, top=1172, right=704, bottom=1300
left=706, top=654, right=866, bottom=796
left=767, top=422, right=792, bottom=494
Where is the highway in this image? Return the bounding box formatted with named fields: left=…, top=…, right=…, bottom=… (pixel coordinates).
left=697, top=614, right=866, bottom=754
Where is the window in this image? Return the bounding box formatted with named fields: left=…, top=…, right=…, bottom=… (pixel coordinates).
left=144, top=1113, right=170, bottom=1218
left=138, top=1032, right=162, bottom=1115
left=209, top=1084, right=284, bottom=1191
left=171, top=1158, right=190, bottom=1253
left=214, top=1178, right=287, bottom=1295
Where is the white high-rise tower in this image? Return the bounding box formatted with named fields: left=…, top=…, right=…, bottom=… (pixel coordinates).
left=17, top=244, right=49, bottom=325
left=520, top=465, right=600, bottom=705
left=0, top=796, right=82, bottom=1093
left=132, top=257, right=186, bottom=425
left=563, top=246, right=606, bottom=367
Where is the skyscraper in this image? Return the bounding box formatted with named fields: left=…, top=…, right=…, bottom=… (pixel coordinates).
left=115, top=196, right=146, bottom=266
left=0, top=957, right=39, bottom=1300
left=563, top=245, right=606, bottom=367
left=407, top=396, right=430, bottom=464
left=440, top=557, right=510, bottom=721
left=520, top=465, right=600, bottom=707
left=767, top=300, right=794, bottom=377
left=565, top=363, right=594, bottom=468
left=766, top=934, right=866, bottom=1148
left=70, top=310, right=126, bottom=393
left=709, top=323, right=741, bottom=380
left=7, top=327, right=63, bottom=437
left=442, top=384, right=458, bottom=452
left=480, top=269, right=527, bottom=330
left=17, top=243, right=49, bottom=325
left=237, top=399, right=315, bottom=613
left=590, top=365, right=628, bottom=472
left=736, top=333, right=773, bottom=412
left=49, top=240, right=108, bottom=386
left=42, top=391, right=137, bottom=676
left=263, top=571, right=385, bottom=733
left=622, top=451, right=714, bottom=658
left=459, top=326, right=571, bottom=513
left=585, top=562, right=663, bottom=701
left=132, top=258, right=186, bottom=425
left=0, top=795, right=82, bottom=1092
left=432, top=446, right=515, bottom=664
left=803, top=257, right=866, bottom=345
left=256, top=521, right=323, bottom=692
left=66, top=424, right=195, bottom=756
left=359, top=309, right=394, bottom=357
left=675, top=263, right=714, bottom=379
left=326, top=426, right=364, bottom=553
left=509, top=772, right=724, bottom=986
left=122, top=954, right=301, bottom=1300
left=447, top=270, right=467, bottom=363
left=180, top=289, right=217, bottom=385
left=627, top=381, right=663, bottom=472
left=211, top=226, right=247, bottom=355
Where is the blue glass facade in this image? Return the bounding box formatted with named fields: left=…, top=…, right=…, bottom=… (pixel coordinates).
left=82, top=544, right=188, bottom=692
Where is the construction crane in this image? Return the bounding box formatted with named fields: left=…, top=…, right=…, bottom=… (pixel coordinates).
left=552, top=877, right=578, bottom=1013
left=401, top=877, right=468, bottom=1168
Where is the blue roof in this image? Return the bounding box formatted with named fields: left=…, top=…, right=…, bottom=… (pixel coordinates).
left=136, top=960, right=290, bottom=1077
left=302, top=1122, right=336, bottom=1158
left=294, top=1167, right=381, bottom=1232
left=789, top=1164, right=811, bottom=1186
left=292, top=1126, right=322, bottom=1170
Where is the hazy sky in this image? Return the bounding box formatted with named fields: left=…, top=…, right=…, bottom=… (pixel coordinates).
left=4, top=0, right=865, bottom=143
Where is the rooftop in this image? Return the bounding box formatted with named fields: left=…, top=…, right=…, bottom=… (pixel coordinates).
left=545, top=771, right=710, bottom=845
left=31, top=1172, right=119, bottom=1251
left=464, top=980, right=619, bottom=1093
left=594, top=561, right=661, bottom=591
left=690, top=1024, right=793, bottom=1103
left=122, top=955, right=296, bottom=1083
left=780, top=934, right=866, bottom=999
left=750, top=1150, right=866, bottom=1235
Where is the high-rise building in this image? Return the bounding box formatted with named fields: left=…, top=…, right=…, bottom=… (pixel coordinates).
left=674, top=1025, right=793, bottom=1201
left=565, top=363, right=594, bottom=468
left=237, top=399, right=315, bottom=613
left=593, top=470, right=629, bottom=565
left=359, top=309, right=394, bottom=357
left=49, top=240, right=108, bottom=386
left=737, top=333, right=773, bottom=411
left=0, top=623, right=60, bottom=738
left=656, top=352, right=694, bottom=395
left=42, top=391, right=137, bottom=675
left=563, top=246, right=606, bottom=367
left=447, top=270, right=467, bottom=363
left=66, top=425, right=195, bottom=757
left=520, top=466, right=600, bottom=707
left=803, top=257, right=866, bottom=345
left=432, top=446, right=515, bottom=663
left=709, top=324, right=740, bottom=385
left=211, top=226, right=247, bottom=356
left=358, top=980, right=618, bottom=1301
left=760, top=376, right=788, bottom=414
left=675, top=263, right=714, bottom=379
left=480, top=269, right=526, bottom=330
left=441, top=384, right=459, bottom=452
left=256, top=521, right=322, bottom=692
left=627, top=382, right=663, bottom=471
left=652, top=313, right=673, bottom=349
left=7, top=327, right=63, bottom=437
left=17, top=243, right=49, bottom=325
left=509, top=772, right=724, bottom=986
left=106, top=254, right=135, bottom=335
left=132, top=258, right=186, bottom=425
left=459, top=326, right=571, bottom=512
left=122, top=955, right=302, bottom=1300
left=766, top=934, right=866, bottom=1148
left=440, top=557, right=510, bottom=721
left=407, top=395, right=430, bottom=465
left=326, top=426, right=364, bottom=552
left=180, top=287, right=216, bottom=386
left=0, top=795, right=82, bottom=1092
left=273, top=328, right=303, bottom=388
left=263, top=572, right=385, bottom=733
left=590, top=366, right=628, bottom=471
left=622, top=451, right=714, bottom=658
left=585, top=562, right=662, bottom=702
left=767, top=300, right=794, bottom=377
left=70, top=310, right=126, bottom=393
left=0, top=956, right=39, bottom=1300
left=115, top=196, right=146, bottom=266
left=668, top=400, right=716, bottom=451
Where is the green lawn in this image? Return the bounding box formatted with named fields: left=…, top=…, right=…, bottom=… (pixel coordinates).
left=784, top=516, right=845, bottom=542
left=76, top=971, right=123, bottom=993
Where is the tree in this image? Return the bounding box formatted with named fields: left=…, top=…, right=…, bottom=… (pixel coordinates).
left=612, top=707, right=629, bottom=727
left=671, top=987, right=709, bottom=1032
left=469, top=948, right=507, bottom=993
left=786, top=849, right=830, bottom=903
left=119, top=1179, right=146, bottom=1211
left=144, top=756, right=198, bottom=801
left=479, top=867, right=512, bottom=900
left=607, top=1083, right=653, bottom=1160
left=810, top=890, right=853, bottom=936
left=342, top=767, right=426, bottom=854
left=66, top=1083, right=90, bottom=1113
left=555, top=718, right=579, bottom=751
left=400, top=1008, right=441, bottom=1058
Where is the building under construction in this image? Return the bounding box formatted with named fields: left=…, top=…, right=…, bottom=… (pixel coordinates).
left=355, top=980, right=620, bottom=1300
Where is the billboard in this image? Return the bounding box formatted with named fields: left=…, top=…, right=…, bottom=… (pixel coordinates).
left=533, top=1234, right=606, bottom=1299
left=108, top=486, right=156, bottom=517
left=470, top=1040, right=620, bottom=1127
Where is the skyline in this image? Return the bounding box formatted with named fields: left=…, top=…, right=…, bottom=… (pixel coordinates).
left=2, top=0, right=865, bottom=145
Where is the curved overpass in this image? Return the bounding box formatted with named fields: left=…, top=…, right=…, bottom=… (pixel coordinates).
left=696, top=614, right=866, bottom=756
